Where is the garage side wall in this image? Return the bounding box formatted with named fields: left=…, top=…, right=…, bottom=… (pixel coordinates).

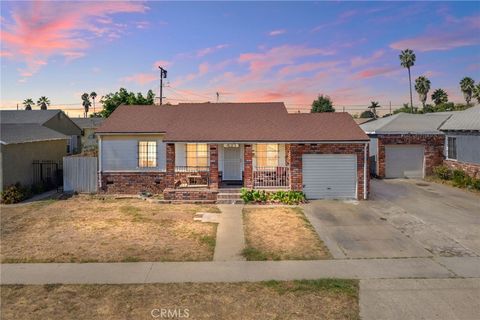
left=377, top=134, right=444, bottom=178
left=288, top=143, right=368, bottom=200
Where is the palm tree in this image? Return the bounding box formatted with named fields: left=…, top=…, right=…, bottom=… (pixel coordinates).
left=23, top=98, right=34, bottom=110
left=368, top=101, right=381, bottom=119
left=90, top=91, right=97, bottom=113
left=473, top=83, right=480, bottom=104
left=431, top=89, right=448, bottom=106
left=399, top=49, right=416, bottom=112
left=459, top=77, right=475, bottom=106
left=414, top=76, right=431, bottom=109
left=81, top=93, right=91, bottom=118
left=37, top=96, right=50, bottom=110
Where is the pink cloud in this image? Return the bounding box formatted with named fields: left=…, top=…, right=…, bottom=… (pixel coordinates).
left=390, top=14, right=480, bottom=52
left=196, top=44, right=229, bottom=57
left=277, top=61, right=341, bottom=77
left=350, top=50, right=385, bottom=68
left=121, top=73, right=157, bottom=85
left=152, top=60, right=172, bottom=69
left=1, top=1, right=147, bottom=77
left=268, top=29, right=286, bottom=36
left=352, top=66, right=397, bottom=80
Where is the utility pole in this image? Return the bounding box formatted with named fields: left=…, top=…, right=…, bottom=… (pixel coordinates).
left=158, top=66, right=167, bottom=105
left=389, top=101, right=392, bottom=115
left=16, top=103, right=19, bottom=110
left=216, top=92, right=219, bottom=103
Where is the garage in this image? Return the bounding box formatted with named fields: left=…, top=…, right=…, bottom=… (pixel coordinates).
left=302, top=154, right=357, bottom=199
left=385, top=145, right=424, bottom=178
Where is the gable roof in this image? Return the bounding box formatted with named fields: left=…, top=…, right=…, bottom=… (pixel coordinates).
left=0, top=110, right=62, bottom=125
left=71, top=117, right=105, bottom=129
left=96, top=102, right=368, bottom=142
left=360, top=113, right=452, bottom=135
left=439, top=106, right=480, bottom=131
left=1, top=124, right=68, bottom=145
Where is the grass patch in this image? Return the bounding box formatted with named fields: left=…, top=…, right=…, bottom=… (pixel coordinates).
left=242, top=207, right=330, bottom=261
left=1, top=280, right=359, bottom=319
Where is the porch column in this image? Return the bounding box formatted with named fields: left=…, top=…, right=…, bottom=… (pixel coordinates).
left=209, top=144, right=219, bottom=189
left=166, top=143, right=175, bottom=188
left=289, top=144, right=302, bottom=191
left=244, top=144, right=253, bottom=188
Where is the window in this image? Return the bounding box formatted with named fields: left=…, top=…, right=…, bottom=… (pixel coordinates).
left=447, top=137, right=457, bottom=160
left=255, top=144, right=279, bottom=167
left=138, top=141, right=157, bottom=167
left=186, top=143, right=208, bottom=167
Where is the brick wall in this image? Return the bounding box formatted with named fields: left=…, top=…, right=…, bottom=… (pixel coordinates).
left=288, top=143, right=369, bottom=200
left=444, top=159, right=480, bottom=179
left=163, top=188, right=218, bottom=201
left=166, top=143, right=175, bottom=188
left=100, top=172, right=165, bottom=194
left=244, top=144, right=253, bottom=188
left=377, top=134, right=444, bottom=178
left=209, top=144, right=219, bottom=188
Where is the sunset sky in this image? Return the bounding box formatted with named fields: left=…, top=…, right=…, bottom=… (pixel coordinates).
left=1, top=1, right=479, bottom=116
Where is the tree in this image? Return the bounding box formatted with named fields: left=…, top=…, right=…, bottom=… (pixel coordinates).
left=90, top=91, right=97, bottom=113
left=36, top=96, right=50, bottom=110
left=473, top=83, right=480, bottom=104
left=93, top=88, right=155, bottom=118
left=23, top=98, right=34, bottom=110
left=360, top=110, right=375, bottom=118
left=414, top=76, right=431, bottom=109
left=459, top=77, right=475, bottom=106
left=431, top=89, right=448, bottom=106
left=368, top=101, right=381, bottom=118
left=399, top=49, right=416, bottom=112
left=81, top=93, right=91, bottom=118
left=310, top=94, right=335, bottom=113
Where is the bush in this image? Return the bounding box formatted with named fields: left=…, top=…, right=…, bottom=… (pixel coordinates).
left=240, top=189, right=306, bottom=205
left=433, top=165, right=452, bottom=180
left=0, top=183, right=31, bottom=204
left=452, top=169, right=467, bottom=187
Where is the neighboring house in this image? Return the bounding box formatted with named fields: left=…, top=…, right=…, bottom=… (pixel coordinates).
left=439, top=106, right=480, bottom=178
left=96, top=103, right=370, bottom=200
left=354, top=118, right=374, bottom=125
left=71, top=117, right=104, bottom=153
left=361, top=113, right=451, bottom=178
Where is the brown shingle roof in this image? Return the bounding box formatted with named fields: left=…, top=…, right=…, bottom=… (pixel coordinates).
left=96, top=102, right=368, bottom=142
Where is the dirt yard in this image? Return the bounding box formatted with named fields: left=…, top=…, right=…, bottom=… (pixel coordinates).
left=0, top=196, right=220, bottom=263
left=243, top=207, right=330, bottom=260
left=1, top=279, right=359, bottom=320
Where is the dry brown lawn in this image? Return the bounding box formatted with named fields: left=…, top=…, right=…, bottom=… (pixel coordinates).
left=243, top=207, right=330, bottom=260
left=1, top=280, right=359, bottom=320
left=0, top=196, right=220, bottom=263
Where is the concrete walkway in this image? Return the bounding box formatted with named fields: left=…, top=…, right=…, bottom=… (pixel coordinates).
left=213, top=205, right=246, bottom=261
left=1, top=257, right=479, bottom=285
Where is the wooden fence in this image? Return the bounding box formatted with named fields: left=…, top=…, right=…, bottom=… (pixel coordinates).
left=63, top=156, right=97, bottom=193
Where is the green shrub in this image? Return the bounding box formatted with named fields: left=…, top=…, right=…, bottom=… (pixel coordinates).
left=240, top=189, right=306, bottom=205
left=433, top=165, right=452, bottom=180
left=452, top=169, right=467, bottom=187
left=0, top=183, right=31, bottom=204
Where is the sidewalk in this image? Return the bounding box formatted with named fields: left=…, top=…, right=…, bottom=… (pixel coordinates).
left=213, top=205, right=246, bottom=261
left=1, top=257, right=479, bottom=285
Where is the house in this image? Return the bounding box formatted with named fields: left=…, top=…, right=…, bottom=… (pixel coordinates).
left=0, top=110, right=81, bottom=191
left=96, top=103, right=370, bottom=200
left=71, top=117, right=104, bottom=153
left=439, top=106, right=480, bottom=178
left=361, top=113, right=451, bottom=178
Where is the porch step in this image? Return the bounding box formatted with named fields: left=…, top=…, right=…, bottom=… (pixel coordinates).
left=216, top=199, right=245, bottom=205
left=216, top=192, right=244, bottom=204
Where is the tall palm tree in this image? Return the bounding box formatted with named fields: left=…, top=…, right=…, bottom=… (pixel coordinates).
left=414, top=76, right=431, bottom=109
left=473, top=83, right=480, bottom=104
left=368, top=101, right=381, bottom=119
left=431, top=89, right=448, bottom=106
left=90, top=91, right=97, bottom=113
left=399, top=49, right=416, bottom=112
left=81, top=93, right=91, bottom=118
left=459, top=77, right=475, bottom=106
left=37, top=96, right=50, bottom=110
left=23, top=98, right=34, bottom=110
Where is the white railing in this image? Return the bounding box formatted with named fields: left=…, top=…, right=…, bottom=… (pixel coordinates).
left=253, top=166, right=289, bottom=188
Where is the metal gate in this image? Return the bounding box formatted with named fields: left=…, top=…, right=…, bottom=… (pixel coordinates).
left=32, top=160, right=63, bottom=191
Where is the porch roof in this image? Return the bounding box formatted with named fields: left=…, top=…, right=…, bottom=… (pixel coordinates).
left=97, top=102, right=368, bottom=142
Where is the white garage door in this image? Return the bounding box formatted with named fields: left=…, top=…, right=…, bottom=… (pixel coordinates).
left=302, top=154, right=357, bottom=199
left=385, top=145, right=424, bottom=178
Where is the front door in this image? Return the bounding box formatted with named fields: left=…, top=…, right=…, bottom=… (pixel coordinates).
left=223, top=145, right=242, bottom=180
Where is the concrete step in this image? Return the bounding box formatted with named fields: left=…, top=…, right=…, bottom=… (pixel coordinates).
left=216, top=199, right=245, bottom=205
left=218, top=188, right=242, bottom=193
left=217, top=193, right=242, bottom=200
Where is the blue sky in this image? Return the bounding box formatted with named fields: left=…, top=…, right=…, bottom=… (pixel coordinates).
left=1, top=1, right=479, bottom=116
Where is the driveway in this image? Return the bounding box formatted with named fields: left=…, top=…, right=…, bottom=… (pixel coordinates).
left=304, top=179, right=480, bottom=259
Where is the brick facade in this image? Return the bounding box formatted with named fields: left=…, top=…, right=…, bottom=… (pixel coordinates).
left=166, top=143, right=175, bottom=188
left=287, top=143, right=369, bottom=200
left=100, top=172, right=165, bottom=194
left=377, top=134, right=444, bottom=178
left=444, top=159, right=480, bottom=179
left=243, top=144, right=253, bottom=188
left=209, top=144, right=219, bottom=188
left=163, top=188, right=218, bottom=201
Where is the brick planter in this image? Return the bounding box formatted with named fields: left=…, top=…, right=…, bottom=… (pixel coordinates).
left=163, top=188, right=218, bottom=201
left=444, top=160, right=480, bottom=179
left=100, top=172, right=165, bottom=194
